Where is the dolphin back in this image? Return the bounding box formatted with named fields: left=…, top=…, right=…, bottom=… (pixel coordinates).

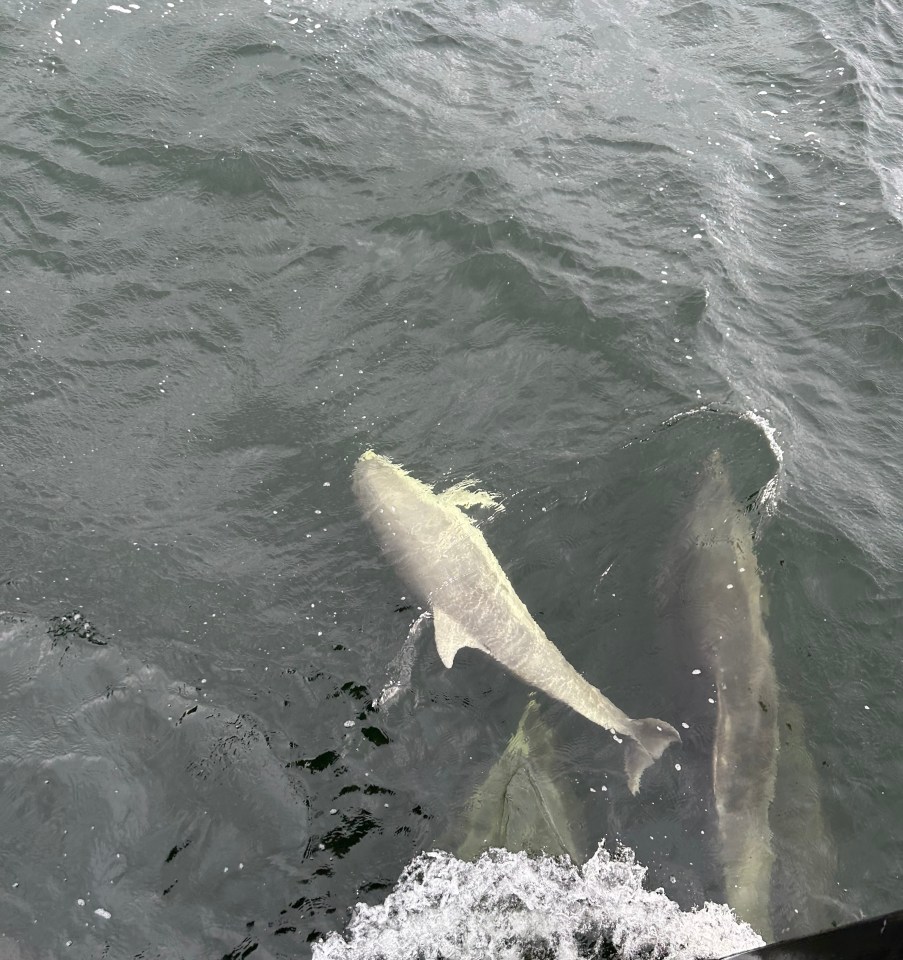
left=353, top=449, right=681, bottom=793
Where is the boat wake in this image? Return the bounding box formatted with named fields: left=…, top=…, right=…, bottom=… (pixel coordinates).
left=312, top=844, right=763, bottom=960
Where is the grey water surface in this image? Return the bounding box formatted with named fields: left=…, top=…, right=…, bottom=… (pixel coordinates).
left=2, top=0, right=902, bottom=956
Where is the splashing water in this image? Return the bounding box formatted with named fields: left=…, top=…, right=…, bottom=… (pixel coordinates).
left=313, top=845, right=763, bottom=960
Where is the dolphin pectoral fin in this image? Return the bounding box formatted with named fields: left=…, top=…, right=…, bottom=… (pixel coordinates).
left=624, top=717, right=681, bottom=795
left=433, top=607, right=487, bottom=668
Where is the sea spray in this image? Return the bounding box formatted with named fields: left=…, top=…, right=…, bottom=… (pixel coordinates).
left=312, top=844, right=763, bottom=960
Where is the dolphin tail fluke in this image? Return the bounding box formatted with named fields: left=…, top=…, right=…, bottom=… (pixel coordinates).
left=624, top=718, right=681, bottom=795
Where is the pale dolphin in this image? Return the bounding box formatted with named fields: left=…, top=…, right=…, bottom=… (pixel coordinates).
left=352, top=449, right=680, bottom=794
left=664, top=450, right=779, bottom=938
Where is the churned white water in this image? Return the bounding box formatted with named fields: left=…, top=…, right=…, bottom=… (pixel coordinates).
left=313, top=845, right=763, bottom=960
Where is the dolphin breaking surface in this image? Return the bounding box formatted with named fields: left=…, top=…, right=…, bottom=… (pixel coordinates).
left=352, top=449, right=680, bottom=794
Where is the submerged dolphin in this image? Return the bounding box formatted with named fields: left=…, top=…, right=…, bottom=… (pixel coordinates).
left=352, top=449, right=680, bottom=794
left=449, top=698, right=584, bottom=862
left=770, top=699, right=840, bottom=938
left=664, top=450, right=779, bottom=937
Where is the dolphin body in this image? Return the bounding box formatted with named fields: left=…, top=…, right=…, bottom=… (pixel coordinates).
left=449, top=698, right=585, bottom=863
left=770, top=699, right=841, bottom=938
left=352, top=449, right=680, bottom=794
left=662, top=450, right=779, bottom=938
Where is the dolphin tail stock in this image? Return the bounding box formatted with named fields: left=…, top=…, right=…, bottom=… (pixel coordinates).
left=623, top=717, right=681, bottom=795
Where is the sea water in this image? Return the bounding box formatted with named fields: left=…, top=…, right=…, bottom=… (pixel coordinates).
left=2, top=0, right=902, bottom=955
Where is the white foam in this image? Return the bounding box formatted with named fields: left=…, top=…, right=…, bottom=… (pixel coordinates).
left=312, top=845, right=763, bottom=960
left=739, top=410, right=783, bottom=466
left=739, top=410, right=783, bottom=516
left=661, top=405, right=712, bottom=427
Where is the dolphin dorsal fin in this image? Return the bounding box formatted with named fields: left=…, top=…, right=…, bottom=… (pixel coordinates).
left=433, top=607, right=488, bottom=668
